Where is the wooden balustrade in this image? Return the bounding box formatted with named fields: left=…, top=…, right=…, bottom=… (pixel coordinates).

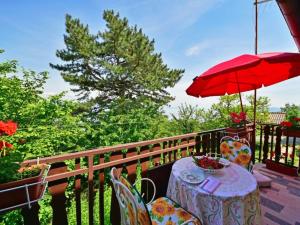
left=18, top=128, right=233, bottom=225
left=6, top=123, right=300, bottom=224
left=258, top=124, right=299, bottom=168
left=10, top=123, right=300, bottom=225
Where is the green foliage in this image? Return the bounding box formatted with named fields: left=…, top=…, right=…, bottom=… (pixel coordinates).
left=50, top=10, right=183, bottom=108
left=171, top=103, right=204, bottom=134
left=0, top=49, right=175, bottom=224
left=281, top=103, right=300, bottom=121
left=0, top=70, right=48, bottom=123
left=169, top=94, right=271, bottom=134
left=245, top=95, right=270, bottom=123
left=208, top=95, right=241, bottom=128
left=0, top=151, right=22, bottom=183
left=0, top=49, right=17, bottom=75
left=93, top=99, right=166, bottom=145
left=0, top=210, right=23, bottom=225
left=12, top=95, right=93, bottom=158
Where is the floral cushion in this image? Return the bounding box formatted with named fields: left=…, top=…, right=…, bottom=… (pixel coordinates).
left=119, top=176, right=152, bottom=225
left=220, top=140, right=252, bottom=168
left=147, top=197, right=201, bottom=225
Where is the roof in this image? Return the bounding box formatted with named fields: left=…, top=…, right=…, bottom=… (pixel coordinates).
left=268, top=112, right=286, bottom=124
left=277, top=0, right=300, bottom=52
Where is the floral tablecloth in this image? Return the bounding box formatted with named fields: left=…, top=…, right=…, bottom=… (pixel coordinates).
left=166, top=157, right=261, bottom=225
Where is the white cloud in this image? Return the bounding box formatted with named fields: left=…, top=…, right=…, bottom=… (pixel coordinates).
left=185, top=41, right=213, bottom=56
left=131, top=0, right=223, bottom=35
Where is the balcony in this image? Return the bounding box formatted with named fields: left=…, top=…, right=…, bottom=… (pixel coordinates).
left=1, top=124, right=299, bottom=225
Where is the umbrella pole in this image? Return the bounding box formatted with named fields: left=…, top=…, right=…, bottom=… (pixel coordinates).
left=251, top=0, right=259, bottom=163
left=253, top=89, right=257, bottom=125
left=236, top=71, right=244, bottom=112
left=238, top=92, right=244, bottom=112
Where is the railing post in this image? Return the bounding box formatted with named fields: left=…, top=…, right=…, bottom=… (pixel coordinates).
left=258, top=125, right=263, bottom=162
left=21, top=202, right=40, bottom=225
left=88, top=156, right=94, bottom=225
left=195, top=134, right=201, bottom=155
left=48, top=162, right=68, bottom=225
left=75, top=158, right=82, bottom=225
left=210, top=132, right=216, bottom=155
left=180, top=138, right=188, bottom=158
left=202, top=134, right=209, bottom=155
left=262, top=125, right=270, bottom=163
left=216, top=132, right=222, bottom=155
left=152, top=143, right=161, bottom=166
left=251, top=124, right=256, bottom=164
left=275, top=126, right=282, bottom=163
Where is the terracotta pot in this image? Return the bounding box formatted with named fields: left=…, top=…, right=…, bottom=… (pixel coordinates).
left=282, top=129, right=300, bottom=138
left=0, top=166, right=46, bottom=211
left=265, top=159, right=298, bottom=177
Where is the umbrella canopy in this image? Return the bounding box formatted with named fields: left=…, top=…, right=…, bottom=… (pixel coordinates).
left=186, top=52, right=300, bottom=98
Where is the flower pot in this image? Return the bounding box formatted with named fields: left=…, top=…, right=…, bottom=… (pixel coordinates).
left=265, top=159, right=298, bottom=177
left=282, top=129, right=300, bottom=138
left=0, top=166, right=47, bottom=211
left=225, top=127, right=249, bottom=139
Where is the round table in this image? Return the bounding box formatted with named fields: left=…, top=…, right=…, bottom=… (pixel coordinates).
left=166, top=157, right=261, bottom=225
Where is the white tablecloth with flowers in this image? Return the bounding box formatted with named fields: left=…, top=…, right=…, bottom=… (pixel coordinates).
left=166, top=157, right=261, bottom=225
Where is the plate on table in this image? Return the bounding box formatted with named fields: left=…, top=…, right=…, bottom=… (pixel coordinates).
left=180, top=170, right=205, bottom=184
left=219, top=158, right=230, bottom=167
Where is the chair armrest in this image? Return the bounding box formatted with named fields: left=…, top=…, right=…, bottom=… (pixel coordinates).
left=133, top=178, right=156, bottom=205
left=181, top=219, right=200, bottom=225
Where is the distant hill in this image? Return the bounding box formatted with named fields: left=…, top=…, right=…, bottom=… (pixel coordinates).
left=269, top=107, right=281, bottom=112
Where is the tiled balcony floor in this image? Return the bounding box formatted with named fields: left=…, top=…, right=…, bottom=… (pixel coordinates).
left=254, top=163, right=300, bottom=225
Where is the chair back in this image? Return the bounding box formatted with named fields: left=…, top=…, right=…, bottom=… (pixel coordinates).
left=220, top=136, right=252, bottom=169
left=110, top=168, right=151, bottom=225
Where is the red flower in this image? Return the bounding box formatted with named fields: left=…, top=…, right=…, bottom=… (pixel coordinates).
left=0, top=141, right=13, bottom=150
left=233, top=118, right=242, bottom=123
left=0, top=121, right=6, bottom=135
left=230, top=112, right=238, bottom=118
left=293, top=117, right=300, bottom=122
left=230, top=112, right=247, bottom=124
left=0, top=120, right=17, bottom=136
left=280, top=121, right=293, bottom=127
left=239, top=112, right=246, bottom=120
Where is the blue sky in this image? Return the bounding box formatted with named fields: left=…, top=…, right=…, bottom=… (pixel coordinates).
left=1, top=0, right=299, bottom=113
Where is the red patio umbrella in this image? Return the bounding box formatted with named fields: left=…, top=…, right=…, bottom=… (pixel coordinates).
left=186, top=52, right=300, bottom=112
left=186, top=52, right=300, bottom=149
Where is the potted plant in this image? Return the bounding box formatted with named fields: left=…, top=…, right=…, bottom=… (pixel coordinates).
left=280, top=117, right=300, bottom=138
left=0, top=120, right=48, bottom=211
left=226, top=112, right=249, bottom=139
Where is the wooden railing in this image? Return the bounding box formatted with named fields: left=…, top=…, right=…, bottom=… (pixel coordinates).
left=19, top=127, right=238, bottom=225
left=10, top=123, right=299, bottom=225
left=256, top=124, right=300, bottom=168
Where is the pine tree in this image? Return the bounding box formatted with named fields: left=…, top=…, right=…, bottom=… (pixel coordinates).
left=50, top=10, right=184, bottom=109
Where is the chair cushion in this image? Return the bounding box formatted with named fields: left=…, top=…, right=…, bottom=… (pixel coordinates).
left=147, top=197, right=201, bottom=225
left=119, top=176, right=152, bottom=225
left=220, top=140, right=252, bottom=168
left=253, top=170, right=272, bottom=187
